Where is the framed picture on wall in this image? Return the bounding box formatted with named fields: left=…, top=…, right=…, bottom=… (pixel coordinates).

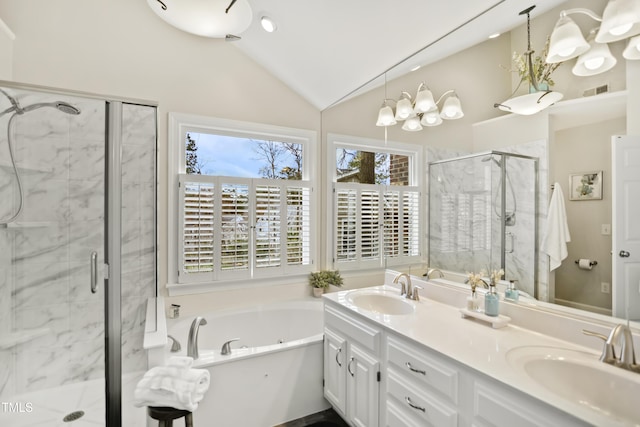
left=569, top=171, right=603, bottom=201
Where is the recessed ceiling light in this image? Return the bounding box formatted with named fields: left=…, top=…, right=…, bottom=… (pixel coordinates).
left=261, top=16, right=277, bottom=33
left=488, top=32, right=501, bottom=39
left=410, top=65, right=421, bottom=72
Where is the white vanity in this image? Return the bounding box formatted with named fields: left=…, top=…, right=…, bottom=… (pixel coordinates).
left=322, top=273, right=640, bottom=427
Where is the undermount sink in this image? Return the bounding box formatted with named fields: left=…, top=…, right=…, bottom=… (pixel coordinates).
left=346, top=289, right=414, bottom=315
left=507, top=346, right=640, bottom=424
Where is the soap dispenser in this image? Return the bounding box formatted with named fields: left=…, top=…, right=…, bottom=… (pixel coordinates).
left=505, top=280, right=519, bottom=302
left=484, top=283, right=499, bottom=317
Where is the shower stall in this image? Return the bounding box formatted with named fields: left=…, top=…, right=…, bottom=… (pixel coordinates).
left=0, top=83, right=157, bottom=426
left=428, top=151, right=538, bottom=297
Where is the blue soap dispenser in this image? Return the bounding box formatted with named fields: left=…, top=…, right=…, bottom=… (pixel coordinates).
left=484, top=283, right=499, bottom=317
left=505, top=280, right=519, bottom=302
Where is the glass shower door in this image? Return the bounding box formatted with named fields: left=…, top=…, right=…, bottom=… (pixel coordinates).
left=0, top=87, right=108, bottom=425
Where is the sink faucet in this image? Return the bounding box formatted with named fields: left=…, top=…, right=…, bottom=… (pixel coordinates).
left=393, top=273, right=412, bottom=298
left=187, top=316, right=207, bottom=359
left=584, top=324, right=638, bottom=372
left=423, top=268, right=444, bottom=279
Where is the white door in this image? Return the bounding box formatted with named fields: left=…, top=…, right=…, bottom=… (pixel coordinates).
left=612, top=135, right=640, bottom=320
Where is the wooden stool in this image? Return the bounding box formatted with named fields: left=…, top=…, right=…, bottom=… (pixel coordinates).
left=147, top=406, right=193, bottom=427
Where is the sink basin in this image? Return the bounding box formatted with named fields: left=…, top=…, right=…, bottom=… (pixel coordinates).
left=346, top=289, right=414, bottom=315
left=507, top=346, right=640, bottom=424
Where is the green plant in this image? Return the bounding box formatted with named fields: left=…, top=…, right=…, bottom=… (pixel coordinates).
left=309, top=270, right=344, bottom=289
left=509, top=36, right=562, bottom=87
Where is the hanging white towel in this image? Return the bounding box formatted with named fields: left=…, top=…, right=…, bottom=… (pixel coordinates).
left=541, top=183, right=571, bottom=271
left=133, top=356, right=210, bottom=411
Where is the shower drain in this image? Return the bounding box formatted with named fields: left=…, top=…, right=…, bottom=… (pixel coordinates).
left=63, top=410, right=85, bottom=422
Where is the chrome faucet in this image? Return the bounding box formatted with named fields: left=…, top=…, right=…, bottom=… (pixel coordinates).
left=393, top=273, right=412, bottom=298
left=187, top=316, right=207, bottom=359
left=167, top=334, right=181, bottom=352
left=423, top=268, right=444, bottom=279
left=584, top=324, right=638, bottom=372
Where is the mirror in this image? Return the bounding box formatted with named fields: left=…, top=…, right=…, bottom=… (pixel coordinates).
left=321, top=0, right=635, bottom=324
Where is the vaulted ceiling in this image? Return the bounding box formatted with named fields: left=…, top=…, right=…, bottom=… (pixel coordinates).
left=229, top=0, right=567, bottom=110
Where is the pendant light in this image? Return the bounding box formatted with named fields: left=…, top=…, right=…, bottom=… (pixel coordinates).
left=495, top=6, right=563, bottom=116
left=146, top=0, right=253, bottom=39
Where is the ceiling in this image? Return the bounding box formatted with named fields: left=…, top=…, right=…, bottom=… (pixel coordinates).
left=184, top=0, right=570, bottom=110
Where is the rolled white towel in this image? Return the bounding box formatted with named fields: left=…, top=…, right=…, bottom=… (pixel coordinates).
left=167, top=356, right=193, bottom=369
left=133, top=361, right=210, bottom=412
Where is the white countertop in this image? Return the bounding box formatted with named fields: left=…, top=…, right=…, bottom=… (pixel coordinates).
left=324, top=285, right=640, bottom=427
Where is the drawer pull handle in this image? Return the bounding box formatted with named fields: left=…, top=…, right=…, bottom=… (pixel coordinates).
left=348, top=357, right=355, bottom=377
left=406, top=362, right=426, bottom=375
left=336, top=347, right=342, bottom=367
left=405, top=396, right=426, bottom=412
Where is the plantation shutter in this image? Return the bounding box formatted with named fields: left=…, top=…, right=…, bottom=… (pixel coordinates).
left=255, top=184, right=282, bottom=270
left=178, top=175, right=312, bottom=284
left=286, top=186, right=311, bottom=268
left=178, top=175, right=215, bottom=282
left=334, top=183, right=420, bottom=269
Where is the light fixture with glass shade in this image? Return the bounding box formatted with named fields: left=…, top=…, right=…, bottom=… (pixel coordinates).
left=546, top=0, right=640, bottom=75
left=146, top=0, right=253, bottom=39
left=375, top=83, right=463, bottom=131
left=376, top=99, right=397, bottom=127
left=573, top=29, right=617, bottom=76
left=623, top=34, right=640, bottom=58
left=495, top=6, right=564, bottom=116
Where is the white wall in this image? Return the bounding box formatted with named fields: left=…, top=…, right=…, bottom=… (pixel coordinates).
left=0, top=17, right=13, bottom=80
left=0, top=0, right=322, bottom=311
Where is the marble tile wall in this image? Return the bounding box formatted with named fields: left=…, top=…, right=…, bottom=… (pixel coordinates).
left=427, top=143, right=546, bottom=298
left=0, top=90, right=156, bottom=399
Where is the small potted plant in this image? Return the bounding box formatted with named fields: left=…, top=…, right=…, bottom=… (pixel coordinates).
left=309, top=270, right=344, bottom=297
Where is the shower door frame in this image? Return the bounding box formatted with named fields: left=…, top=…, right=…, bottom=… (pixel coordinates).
left=428, top=150, right=539, bottom=297
left=0, top=80, right=158, bottom=427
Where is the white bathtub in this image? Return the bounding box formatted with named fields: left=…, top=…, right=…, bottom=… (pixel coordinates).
left=163, top=299, right=329, bottom=426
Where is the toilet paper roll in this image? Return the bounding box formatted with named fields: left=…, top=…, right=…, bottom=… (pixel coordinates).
left=578, top=259, right=592, bottom=270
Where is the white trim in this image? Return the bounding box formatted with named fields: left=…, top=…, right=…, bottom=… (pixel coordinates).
left=168, top=113, right=318, bottom=291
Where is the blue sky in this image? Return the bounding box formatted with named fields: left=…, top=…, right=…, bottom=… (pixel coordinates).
left=188, top=132, right=298, bottom=178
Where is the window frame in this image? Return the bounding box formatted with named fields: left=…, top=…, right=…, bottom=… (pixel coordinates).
left=326, top=133, right=424, bottom=272
left=168, top=113, right=317, bottom=295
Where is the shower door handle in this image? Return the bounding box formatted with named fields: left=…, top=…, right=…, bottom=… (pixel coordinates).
left=90, top=251, right=98, bottom=294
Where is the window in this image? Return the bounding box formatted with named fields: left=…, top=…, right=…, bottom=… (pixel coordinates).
left=168, top=114, right=317, bottom=291
left=329, top=135, right=422, bottom=270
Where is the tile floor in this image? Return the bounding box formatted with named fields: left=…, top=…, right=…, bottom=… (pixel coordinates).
left=276, top=408, right=349, bottom=427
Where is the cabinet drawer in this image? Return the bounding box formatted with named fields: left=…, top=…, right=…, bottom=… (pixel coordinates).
left=386, top=368, right=457, bottom=427
left=325, top=304, right=380, bottom=353
left=387, top=335, right=458, bottom=404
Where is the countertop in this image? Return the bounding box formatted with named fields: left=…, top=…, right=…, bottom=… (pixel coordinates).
left=324, top=285, right=640, bottom=427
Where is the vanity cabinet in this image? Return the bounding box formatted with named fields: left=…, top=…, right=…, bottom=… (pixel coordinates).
left=384, top=334, right=458, bottom=427
left=382, top=332, right=587, bottom=427
left=324, top=304, right=381, bottom=427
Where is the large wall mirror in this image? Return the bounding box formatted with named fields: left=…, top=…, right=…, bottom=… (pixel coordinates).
left=321, top=0, right=639, bottom=326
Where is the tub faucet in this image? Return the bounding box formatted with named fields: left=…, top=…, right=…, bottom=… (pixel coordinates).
left=187, top=317, right=207, bottom=360
left=221, top=338, right=240, bottom=355
left=584, top=324, right=638, bottom=372
left=393, top=273, right=412, bottom=298
left=167, top=335, right=181, bottom=352
left=423, top=268, right=444, bottom=279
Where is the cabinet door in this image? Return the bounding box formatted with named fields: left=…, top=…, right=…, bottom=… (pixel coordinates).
left=324, top=327, right=347, bottom=416
left=347, top=343, right=380, bottom=427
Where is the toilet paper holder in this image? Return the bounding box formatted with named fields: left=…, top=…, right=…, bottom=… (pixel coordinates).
left=575, top=260, right=597, bottom=267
